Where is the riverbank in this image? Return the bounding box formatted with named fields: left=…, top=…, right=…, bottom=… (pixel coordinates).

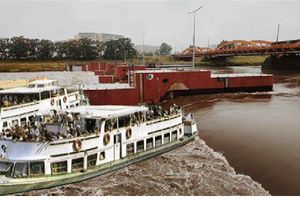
left=0, top=56, right=266, bottom=72
left=20, top=137, right=269, bottom=196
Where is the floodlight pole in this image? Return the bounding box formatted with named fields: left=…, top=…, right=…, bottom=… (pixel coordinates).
left=188, top=5, right=203, bottom=68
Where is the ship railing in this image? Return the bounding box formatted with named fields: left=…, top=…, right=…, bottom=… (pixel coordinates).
left=146, top=113, right=182, bottom=125
left=0, top=101, right=39, bottom=112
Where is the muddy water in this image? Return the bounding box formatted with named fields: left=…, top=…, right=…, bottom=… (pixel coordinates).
left=169, top=66, right=300, bottom=196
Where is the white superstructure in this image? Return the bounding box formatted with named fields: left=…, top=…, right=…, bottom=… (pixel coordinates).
left=0, top=79, right=84, bottom=131
left=0, top=105, right=197, bottom=193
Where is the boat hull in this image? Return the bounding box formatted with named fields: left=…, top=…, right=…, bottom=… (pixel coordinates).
left=0, top=134, right=196, bottom=195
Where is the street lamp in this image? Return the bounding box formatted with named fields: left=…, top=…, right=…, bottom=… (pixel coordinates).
left=188, top=5, right=203, bottom=68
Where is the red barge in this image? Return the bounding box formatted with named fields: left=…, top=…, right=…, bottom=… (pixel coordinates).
left=77, top=62, right=273, bottom=105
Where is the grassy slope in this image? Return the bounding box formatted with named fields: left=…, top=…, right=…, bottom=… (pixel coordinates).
left=0, top=56, right=266, bottom=72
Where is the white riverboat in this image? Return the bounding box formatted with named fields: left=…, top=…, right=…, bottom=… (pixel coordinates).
left=0, top=79, right=85, bottom=131
left=0, top=105, right=197, bottom=195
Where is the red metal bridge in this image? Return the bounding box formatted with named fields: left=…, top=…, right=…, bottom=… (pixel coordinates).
left=173, top=39, right=300, bottom=60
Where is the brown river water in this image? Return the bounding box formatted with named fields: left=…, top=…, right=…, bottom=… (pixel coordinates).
left=169, top=66, right=300, bottom=196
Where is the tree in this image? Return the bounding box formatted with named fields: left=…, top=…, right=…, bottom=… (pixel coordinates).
left=77, top=38, right=98, bottom=60
left=159, top=43, right=172, bottom=55
left=54, top=41, right=68, bottom=59
left=36, top=39, right=55, bottom=60
left=9, top=36, right=30, bottom=60
left=103, top=38, right=137, bottom=60
left=27, top=39, right=40, bottom=59
left=0, top=38, right=9, bottom=59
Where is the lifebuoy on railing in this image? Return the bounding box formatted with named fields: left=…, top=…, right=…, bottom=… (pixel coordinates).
left=51, top=99, right=55, bottom=106
left=63, top=96, right=67, bottom=103
left=126, top=128, right=132, bottom=140
left=73, top=139, right=82, bottom=152
left=103, top=134, right=110, bottom=146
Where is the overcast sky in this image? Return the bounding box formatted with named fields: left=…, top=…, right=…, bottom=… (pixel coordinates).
left=0, top=0, right=299, bottom=51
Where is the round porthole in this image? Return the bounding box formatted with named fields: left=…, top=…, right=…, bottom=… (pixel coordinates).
left=146, top=74, right=154, bottom=80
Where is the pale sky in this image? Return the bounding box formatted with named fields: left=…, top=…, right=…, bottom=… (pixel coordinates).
left=0, top=0, right=299, bottom=52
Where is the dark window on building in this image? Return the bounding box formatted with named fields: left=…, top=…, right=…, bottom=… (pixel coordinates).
left=164, top=133, right=170, bottom=144
left=155, top=135, right=162, bottom=147
left=30, top=162, right=44, bottom=176
left=51, top=161, right=67, bottom=175
left=137, top=140, right=144, bottom=152
left=88, top=154, right=97, bottom=168
left=99, top=152, right=105, bottom=160
left=172, top=130, right=178, bottom=141
left=118, top=115, right=131, bottom=128
left=146, top=138, right=153, bottom=150
left=126, top=143, right=135, bottom=156
left=12, top=163, right=29, bottom=178
left=72, top=158, right=84, bottom=172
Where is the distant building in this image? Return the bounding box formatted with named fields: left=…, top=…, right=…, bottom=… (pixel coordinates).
left=74, top=32, right=124, bottom=43
left=134, top=44, right=160, bottom=54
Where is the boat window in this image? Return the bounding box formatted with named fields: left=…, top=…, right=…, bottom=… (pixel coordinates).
left=12, top=119, right=18, bottom=127
left=0, top=162, right=13, bottom=176
left=37, top=84, right=45, bottom=88
left=30, top=162, right=44, bottom=176
left=59, top=88, right=65, bottom=96
left=12, top=163, right=29, bottom=178
left=88, top=154, right=97, bottom=168
left=171, top=130, right=178, bottom=141
left=136, top=140, right=144, bottom=152
left=104, top=118, right=117, bottom=132
left=85, top=118, right=96, bottom=133
left=99, top=151, right=105, bottom=160
left=72, top=158, right=84, bottom=172
left=41, top=91, right=50, bottom=100
left=155, top=135, right=162, bottom=147
left=2, top=121, right=8, bottom=128
left=164, top=133, right=170, bottom=144
left=28, top=116, right=34, bottom=123
left=51, top=161, right=67, bottom=175
left=126, top=143, right=135, bottom=156
left=146, top=138, right=153, bottom=150
left=28, top=84, right=36, bottom=88
left=20, top=117, right=26, bottom=127
left=118, top=115, right=130, bottom=128
left=114, top=134, right=121, bottom=144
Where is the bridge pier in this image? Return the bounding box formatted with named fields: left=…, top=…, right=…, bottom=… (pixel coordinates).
left=262, top=54, right=300, bottom=70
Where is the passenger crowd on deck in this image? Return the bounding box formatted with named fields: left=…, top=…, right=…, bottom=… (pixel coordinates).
left=0, top=94, right=37, bottom=107
left=0, top=105, right=182, bottom=142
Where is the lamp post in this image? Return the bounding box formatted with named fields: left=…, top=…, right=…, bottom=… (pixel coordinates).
left=188, top=5, right=203, bottom=68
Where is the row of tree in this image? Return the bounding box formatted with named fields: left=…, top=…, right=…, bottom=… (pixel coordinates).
left=0, top=36, right=172, bottom=61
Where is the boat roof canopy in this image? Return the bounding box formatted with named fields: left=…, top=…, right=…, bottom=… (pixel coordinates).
left=0, top=85, right=62, bottom=94
left=60, top=105, right=148, bottom=119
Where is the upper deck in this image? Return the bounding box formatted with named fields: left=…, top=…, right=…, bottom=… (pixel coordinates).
left=60, top=105, right=148, bottom=119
